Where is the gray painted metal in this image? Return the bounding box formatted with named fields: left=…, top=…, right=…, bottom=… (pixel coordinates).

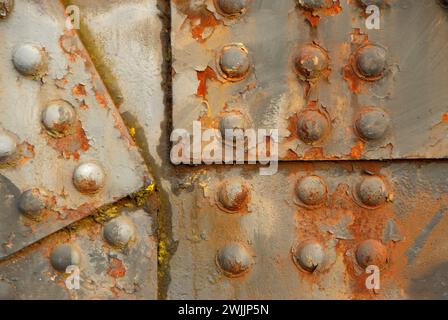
left=171, top=0, right=448, bottom=161
left=0, top=0, right=149, bottom=259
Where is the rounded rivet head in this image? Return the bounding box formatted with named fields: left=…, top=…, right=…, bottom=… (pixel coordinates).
left=355, top=239, right=388, bottom=269
left=50, top=244, right=81, bottom=272
left=355, top=108, right=390, bottom=141
left=219, top=44, right=250, bottom=81
left=219, top=113, right=247, bottom=139
left=215, top=0, right=247, bottom=16
left=295, top=175, right=327, bottom=207
left=217, top=180, right=249, bottom=212
left=18, top=188, right=53, bottom=218
left=292, top=241, right=325, bottom=273
left=103, top=217, right=135, bottom=248
left=0, top=133, right=17, bottom=161
left=0, top=0, right=14, bottom=19
left=297, top=0, right=325, bottom=9
left=216, top=243, right=253, bottom=277
left=0, top=280, right=15, bottom=300
left=357, top=176, right=388, bottom=208
left=12, top=43, right=47, bottom=77
left=296, top=110, right=330, bottom=144
left=73, top=162, right=106, bottom=194
left=354, top=44, right=387, bottom=80
left=42, top=101, right=76, bottom=137
left=295, top=44, right=329, bottom=81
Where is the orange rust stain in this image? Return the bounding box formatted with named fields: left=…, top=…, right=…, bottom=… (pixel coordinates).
left=351, top=28, right=369, bottom=45
left=303, top=11, right=321, bottom=27
left=323, top=1, right=342, bottom=16
left=197, top=67, right=218, bottom=98
left=442, top=112, right=448, bottom=122
left=304, top=147, right=324, bottom=159
left=80, top=101, right=89, bottom=110
left=46, top=121, right=90, bottom=160
left=18, top=143, right=35, bottom=166
left=107, top=258, right=126, bottom=278
left=350, top=141, right=365, bottom=159
left=60, top=203, right=96, bottom=221
left=190, top=12, right=221, bottom=42
left=72, top=84, right=86, bottom=96
left=343, top=65, right=362, bottom=94
left=94, top=90, right=108, bottom=108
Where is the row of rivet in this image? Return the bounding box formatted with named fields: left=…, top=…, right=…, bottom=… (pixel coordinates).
left=1, top=42, right=107, bottom=218
left=50, top=216, right=135, bottom=272
left=216, top=174, right=389, bottom=212
left=215, top=238, right=388, bottom=277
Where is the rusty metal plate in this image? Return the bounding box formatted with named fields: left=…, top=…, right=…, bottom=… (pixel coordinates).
left=0, top=0, right=149, bottom=259
left=171, top=0, right=448, bottom=162
left=0, top=207, right=157, bottom=300
left=167, top=161, right=448, bottom=299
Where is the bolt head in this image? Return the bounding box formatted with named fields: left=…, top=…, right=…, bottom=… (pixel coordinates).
left=355, top=239, right=388, bottom=269
left=103, top=216, right=135, bottom=248
left=50, top=244, right=81, bottom=272
left=73, top=162, right=106, bottom=194
left=216, top=243, right=253, bottom=277
left=0, top=0, right=14, bottom=19
left=355, top=44, right=387, bottom=80
left=295, top=44, right=329, bottom=81
left=0, top=133, right=17, bottom=161
left=18, top=188, right=53, bottom=217
left=42, top=101, right=76, bottom=137
left=217, top=180, right=249, bottom=212
left=296, top=110, right=330, bottom=144
left=293, top=241, right=325, bottom=273
left=215, top=0, right=248, bottom=16
left=355, top=108, right=390, bottom=141
left=296, top=175, right=327, bottom=207
left=12, top=43, right=47, bottom=77
left=219, top=44, right=250, bottom=81
left=357, top=176, right=388, bottom=208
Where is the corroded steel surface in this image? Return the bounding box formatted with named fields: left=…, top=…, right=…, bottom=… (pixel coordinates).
left=1, top=0, right=448, bottom=301
left=171, top=0, right=448, bottom=161
left=0, top=0, right=149, bottom=259
left=167, top=161, right=448, bottom=299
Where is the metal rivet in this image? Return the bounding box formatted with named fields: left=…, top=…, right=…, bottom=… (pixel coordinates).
left=219, top=44, right=250, bottom=81
left=215, top=0, right=248, bottom=16
left=0, top=280, right=16, bottom=300
left=355, top=239, right=388, bottom=269
left=354, top=44, right=387, bottom=80
left=73, top=162, right=106, bottom=194
left=295, top=44, right=329, bottom=81
left=296, top=110, right=330, bottom=144
left=216, top=243, right=253, bottom=277
left=217, top=180, right=249, bottom=212
left=103, top=216, right=135, bottom=248
left=219, top=112, right=248, bottom=141
left=50, top=244, right=81, bottom=272
left=0, top=133, right=17, bottom=161
left=295, top=175, right=327, bottom=207
left=297, top=0, right=325, bottom=9
left=292, top=241, right=325, bottom=273
left=357, top=176, right=387, bottom=208
left=18, top=188, right=53, bottom=218
left=12, top=43, right=47, bottom=77
left=42, top=101, right=76, bottom=137
left=355, top=108, right=390, bottom=141
left=0, top=0, right=14, bottom=19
